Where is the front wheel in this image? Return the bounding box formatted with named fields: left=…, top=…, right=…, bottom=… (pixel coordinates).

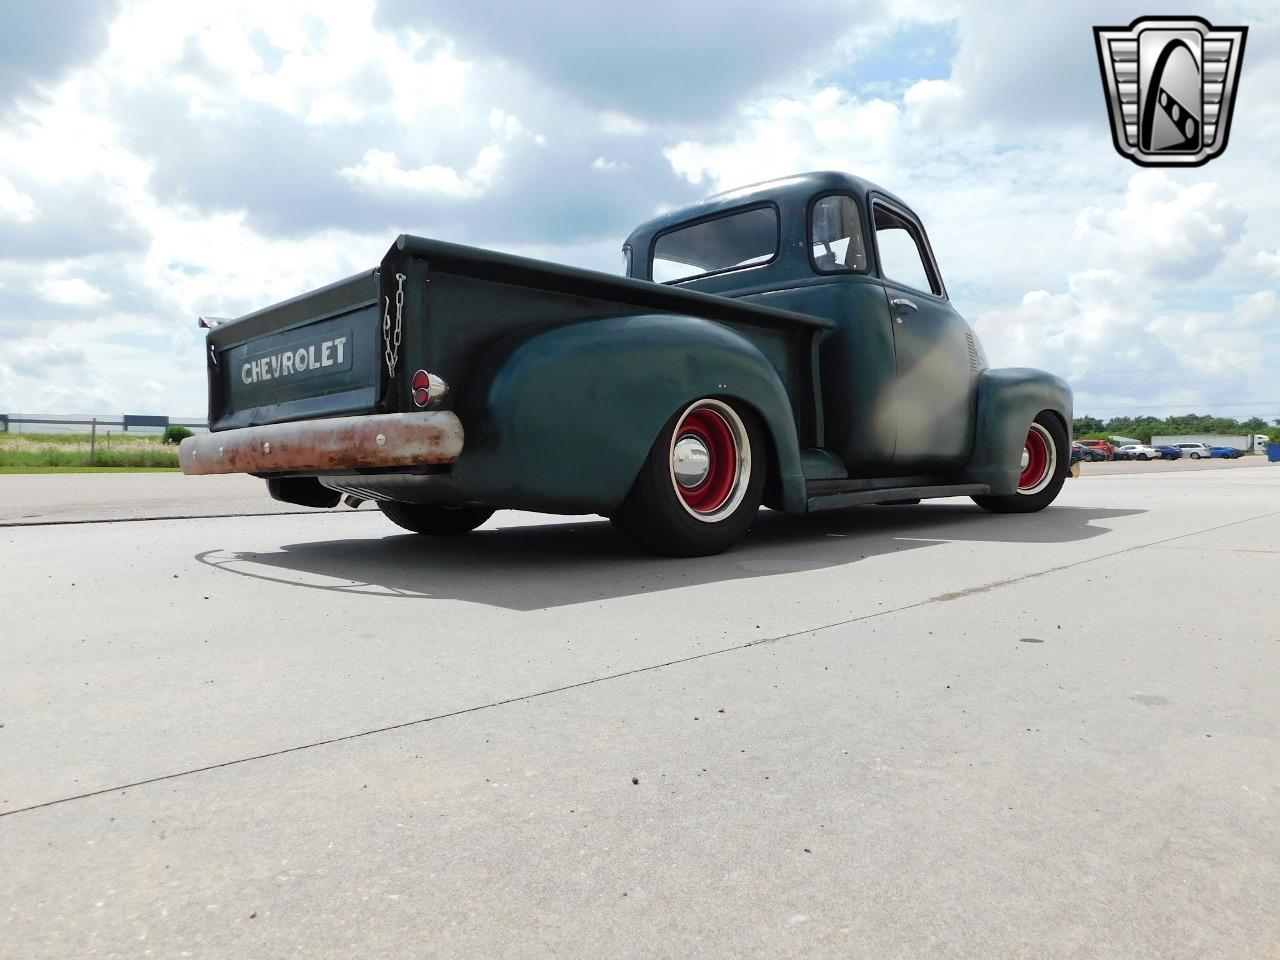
left=971, top=414, right=1068, bottom=514
left=1138, top=453, right=1149, bottom=461
left=1191, top=453, right=1201, bottom=459
left=379, top=502, right=495, bottom=535
left=610, top=398, right=765, bottom=556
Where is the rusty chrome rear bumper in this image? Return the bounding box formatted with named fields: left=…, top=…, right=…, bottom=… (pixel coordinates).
left=179, top=411, right=464, bottom=476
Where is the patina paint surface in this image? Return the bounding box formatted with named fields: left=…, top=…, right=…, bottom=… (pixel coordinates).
left=962, top=369, right=1074, bottom=495
left=450, top=313, right=809, bottom=515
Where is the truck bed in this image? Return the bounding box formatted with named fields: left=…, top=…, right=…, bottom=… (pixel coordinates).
left=203, top=235, right=832, bottom=433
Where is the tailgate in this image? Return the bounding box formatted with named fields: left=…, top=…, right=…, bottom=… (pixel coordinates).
left=206, top=270, right=383, bottom=431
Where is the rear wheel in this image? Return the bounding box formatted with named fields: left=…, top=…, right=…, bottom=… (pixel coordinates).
left=972, top=414, right=1068, bottom=514
left=379, top=502, right=494, bottom=535
left=610, top=398, right=765, bottom=556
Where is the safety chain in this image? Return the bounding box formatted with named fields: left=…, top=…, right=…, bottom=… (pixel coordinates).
left=383, top=272, right=405, bottom=378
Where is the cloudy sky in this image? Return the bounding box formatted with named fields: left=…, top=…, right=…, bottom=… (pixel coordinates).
left=1, top=0, right=1278, bottom=421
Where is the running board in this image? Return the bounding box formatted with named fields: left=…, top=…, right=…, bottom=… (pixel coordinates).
left=806, top=483, right=990, bottom=513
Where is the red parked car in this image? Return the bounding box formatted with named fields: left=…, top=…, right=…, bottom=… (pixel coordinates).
left=1077, top=439, right=1114, bottom=460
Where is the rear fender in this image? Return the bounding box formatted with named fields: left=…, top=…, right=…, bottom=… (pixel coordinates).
left=961, top=368, right=1073, bottom=495
left=451, top=314, right=807, bottom=514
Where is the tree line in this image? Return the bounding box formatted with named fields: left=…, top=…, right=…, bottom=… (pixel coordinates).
left=1073, top=414, right=1280, bottom=443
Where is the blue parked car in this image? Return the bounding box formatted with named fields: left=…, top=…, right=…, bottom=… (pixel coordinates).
left=1210, top=446, right=1244, bottom=459
left=1153, top=445, right=1182, bottom=460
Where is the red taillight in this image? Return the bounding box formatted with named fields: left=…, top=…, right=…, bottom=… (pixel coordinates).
left=411, top=369, right=431, bottom=407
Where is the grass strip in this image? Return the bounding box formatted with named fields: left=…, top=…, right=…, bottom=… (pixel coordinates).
left=0, top=466, right=182, bottom=474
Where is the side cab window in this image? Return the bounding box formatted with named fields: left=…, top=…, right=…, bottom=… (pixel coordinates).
left=871, top=200, right=943, bottom=297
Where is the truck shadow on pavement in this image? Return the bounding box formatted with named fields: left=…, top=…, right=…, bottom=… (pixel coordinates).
left=195, top=504, right=1144, bottom=611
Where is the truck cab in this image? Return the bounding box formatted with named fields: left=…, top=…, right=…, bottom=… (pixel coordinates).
left=623, top=172, right=985, bottom=477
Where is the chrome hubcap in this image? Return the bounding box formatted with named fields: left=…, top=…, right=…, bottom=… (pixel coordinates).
left=673, top=436, right=712, bottom=488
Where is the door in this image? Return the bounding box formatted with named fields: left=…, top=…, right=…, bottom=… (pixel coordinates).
left=870, top=198, right=977, bottom=470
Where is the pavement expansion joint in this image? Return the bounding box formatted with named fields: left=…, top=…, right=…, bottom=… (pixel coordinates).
left=0, top=510, right=353, bottom=528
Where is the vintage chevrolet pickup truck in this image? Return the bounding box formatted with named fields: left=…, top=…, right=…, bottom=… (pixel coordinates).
left=181, top=171, right=1072, bottom=555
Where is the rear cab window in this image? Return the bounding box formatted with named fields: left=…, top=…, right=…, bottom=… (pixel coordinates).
left=871, top=200, right=943, bottom=297
left=809, top=194, right=868, bottom=273
left=651, top=205, right=779, bottom=284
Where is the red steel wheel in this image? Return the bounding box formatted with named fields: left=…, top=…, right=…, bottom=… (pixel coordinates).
left=668, top=400, right=751, bottom=522
left=610, top=397, right=765, bottom=556
left=972, top=412, right=1067, bottom=515
left=1017, top=422, right=1056, bottom=495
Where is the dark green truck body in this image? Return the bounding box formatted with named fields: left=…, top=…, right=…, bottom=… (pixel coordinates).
left=182, top=171, right=1072, bottom=529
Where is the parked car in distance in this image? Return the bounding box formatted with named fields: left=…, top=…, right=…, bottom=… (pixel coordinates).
left=1072, top=441, right=1108, bottom=462
left=1209, top=446, right=1244, bottom=459
left=1154, top=433, right=1270, bottom=454
left=1117, top=443, right=1160, bottom=461
left=1174, top=442, right=1212, bottom=459
left=1153, top=445, right=1183, bottom=460
left=1078, top=439, right=1114, bottom=460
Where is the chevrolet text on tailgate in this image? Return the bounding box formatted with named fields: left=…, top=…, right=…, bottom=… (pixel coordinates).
left=182, top=172, right=1073, bottom=556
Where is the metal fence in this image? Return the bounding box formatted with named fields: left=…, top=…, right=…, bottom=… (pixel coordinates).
left=0, top=414, right=208, bottom=435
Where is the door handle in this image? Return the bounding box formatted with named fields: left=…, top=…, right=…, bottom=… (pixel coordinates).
left=890, top=297, right=918, bottom=313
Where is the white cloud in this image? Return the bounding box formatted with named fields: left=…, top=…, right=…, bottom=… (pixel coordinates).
left=1233, top=290, right=1279, bottom=329
left=488, top=108, right=545, bottom=146
left=976, top=270, right=1144, bottom=374
left=1253, top=249, right=1280, bottom=279
left=1075, top=172, right=1246, bottom=281
left=340, top=105, right=545, bottom=199
left=0, top=338, right=116, bottom=413
left=899, top=1, right=1137, bottom=130
left=975, top=269, right=1280, bottom=418
left=599, top=111, right=649, bottom=136
left=340, top=145, right=506, bottom=199
left=374, top=0, right=870, bottom=122
left=0, top=327, right=211, bottom=415
left=666, top=87, right=902, bottom=191
left=901, top=78, right=963, bottom=130
left=335, top=104, right=550, bottom=199
left=1, top=0, right=1278, bottom=424
left=3, top=340, right=90, bottom=372
left=38, top=278, right=110, bottom=306
left=0, top=174, right=39, bottom=223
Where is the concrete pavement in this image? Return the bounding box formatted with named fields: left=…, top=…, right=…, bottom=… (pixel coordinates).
left=0, top=472, right=331, bottom=525
left=1, top=467, right=1278, bottom=958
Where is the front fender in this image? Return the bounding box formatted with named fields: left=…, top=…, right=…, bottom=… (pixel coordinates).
left=450, top=314, right=806, bottom=514
left=961, top=367, right=1073, bottom=495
